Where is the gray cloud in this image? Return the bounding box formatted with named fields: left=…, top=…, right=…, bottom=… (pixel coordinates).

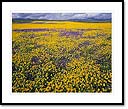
left=12, top=13, right=111, bottom=20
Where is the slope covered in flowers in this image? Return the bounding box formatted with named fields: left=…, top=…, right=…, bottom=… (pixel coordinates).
left=12, top=21, right=112, bottom=92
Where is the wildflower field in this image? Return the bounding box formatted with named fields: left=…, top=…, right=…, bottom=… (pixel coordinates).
left=12, top=20, right=112, bottom=93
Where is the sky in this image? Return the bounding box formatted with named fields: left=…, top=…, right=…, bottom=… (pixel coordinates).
left=12, top=13, right=111, bottom=20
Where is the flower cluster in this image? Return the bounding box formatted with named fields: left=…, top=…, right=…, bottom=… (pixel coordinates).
left=12, top=21, right=112, bottom=93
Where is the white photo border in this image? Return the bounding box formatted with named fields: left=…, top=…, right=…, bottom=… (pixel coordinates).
left=2, top=2, right=124, bottom=104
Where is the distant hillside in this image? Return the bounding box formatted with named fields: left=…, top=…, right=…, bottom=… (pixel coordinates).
left=12, top=18, right=48, bottom=23
left=68, top=18, right=111, bottom=22
left=12, top=18, right=111, bottom=23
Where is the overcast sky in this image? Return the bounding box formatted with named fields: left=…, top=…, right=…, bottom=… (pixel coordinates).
left=12, top=13, right=111, bottom=20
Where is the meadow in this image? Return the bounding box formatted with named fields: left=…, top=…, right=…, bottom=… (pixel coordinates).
left=12, top=20, right=112, bottom=93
